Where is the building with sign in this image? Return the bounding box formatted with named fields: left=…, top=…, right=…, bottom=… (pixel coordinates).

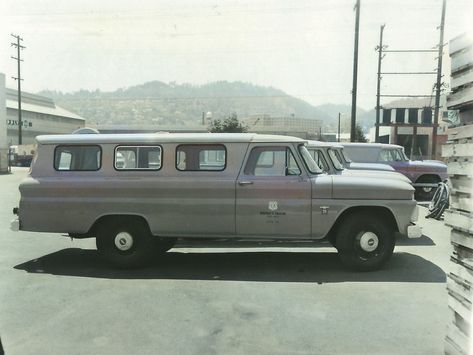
left=0, top=74, right=7, bottom=172
left=242, top=114, right=323, bottom=139
left=5, top=88, right=85, bottom=145
left=368, top=97, right=449, bottom=160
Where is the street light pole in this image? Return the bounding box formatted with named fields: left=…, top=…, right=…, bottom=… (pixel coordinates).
left=338, top=113, right=341, bottom=142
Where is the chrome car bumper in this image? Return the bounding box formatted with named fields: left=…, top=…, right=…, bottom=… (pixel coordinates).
left=10, top=218, right=19, bottom=232
left=407, top=223, right=422, bottom=238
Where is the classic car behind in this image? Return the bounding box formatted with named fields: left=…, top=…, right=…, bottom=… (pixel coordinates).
left=306, top=141, right=411, bottom=183
left=342, top=143, right=448, bottom=201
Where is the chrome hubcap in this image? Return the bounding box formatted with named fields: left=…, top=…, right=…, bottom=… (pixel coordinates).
left=359, top=231, right=379, bottom=252
left=114, top=232, right=134, bottom=251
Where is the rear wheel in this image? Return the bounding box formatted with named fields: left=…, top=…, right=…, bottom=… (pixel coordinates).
left=95, top=218, right=154, bottom=268
left=335, top=211, right=395, bottom=271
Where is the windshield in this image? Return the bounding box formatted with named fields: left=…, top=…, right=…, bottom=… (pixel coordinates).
left=299, top=145, right=323, bottom=174
left=392, top=149, right=407, bottom=162
left=328, top=148, right=344, bottom=170
left=399, top=148, right=409, bottom=161
left=340, top=148, right=352, bottom=163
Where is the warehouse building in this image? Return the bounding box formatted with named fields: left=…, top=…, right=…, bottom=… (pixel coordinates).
left=0, top=74, right=7, bottom=172
left=5, top=88, right=85, bottom=145
left=242, top=114, right=323, bottom=139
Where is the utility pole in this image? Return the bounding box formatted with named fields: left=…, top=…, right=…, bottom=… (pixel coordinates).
left=375, top=24, right=385, bottom=143
left=11, top=34, right=25, bottom=145
left=373, top=25, right=438, bottom=155
left=432, top=0, right=446, bottom=159
left=350, top=0, right=360, bottom=142
left=338, top=113, right=341, bottom=142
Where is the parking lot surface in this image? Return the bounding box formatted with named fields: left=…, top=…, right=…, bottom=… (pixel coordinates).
left=0, top=168, right=451, bottom=354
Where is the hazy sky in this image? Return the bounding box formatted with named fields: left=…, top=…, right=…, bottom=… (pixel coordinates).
left=1, top=0, right=471, bottom=110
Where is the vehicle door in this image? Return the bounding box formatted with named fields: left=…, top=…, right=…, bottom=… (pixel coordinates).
left=235, top=144, right=312, bottom=238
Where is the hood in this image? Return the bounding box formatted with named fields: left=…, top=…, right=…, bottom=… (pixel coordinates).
left=410, top=159, right=447, bottom=171
left=332, top=175, right=415, bottom=200
left=341, top=169, right=412, bottom=184
left=348, top=162, right=395, bottom=172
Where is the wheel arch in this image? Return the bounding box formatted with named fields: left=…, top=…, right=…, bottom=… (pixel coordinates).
left=326, top=206, right=399, bottom=242
left=88, top=214, right=152, bottom=237
left=415, top=174, right=441, bottom=183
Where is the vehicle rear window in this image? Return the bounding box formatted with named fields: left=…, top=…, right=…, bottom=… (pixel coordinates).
left=115, top=146, right=162, bottom=170
left=176, top=144, right=226, bottom=171
left=54, top=145, right=101, bottom=171
left=343, top=146, right=379, bottom=163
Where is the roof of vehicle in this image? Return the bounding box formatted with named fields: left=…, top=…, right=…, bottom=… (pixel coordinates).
left=306, top=140, right=344, bottom=148
left=36, top=132, right=307, bottom=145
left=341, top=142, right=403, bottom=149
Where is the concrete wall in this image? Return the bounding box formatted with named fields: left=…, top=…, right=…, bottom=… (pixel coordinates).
left=0, top=73, right=8, bottom=173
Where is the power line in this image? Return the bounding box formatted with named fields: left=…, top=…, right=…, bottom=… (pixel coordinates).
left=379, top=94, right=435, bottom=98
left=380, top=72, right=437, bottom=75
left=382, top=49, right=438, bottom=53
left=11, top=34, right=25, bottom=145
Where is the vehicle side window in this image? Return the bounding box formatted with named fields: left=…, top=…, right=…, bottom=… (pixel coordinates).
left=244, top=146, right=301, bottom=176
left=54, top=145, right=101, bottom=171
left=308, top=149, right=329, bottom=172
left=176, top=144, right=226, bottom=171
left=115, top=146, right=162, bottom=170
left=378, top=149, right=394, bottom=162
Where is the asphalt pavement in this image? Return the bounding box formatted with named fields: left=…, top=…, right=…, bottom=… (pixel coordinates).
left=0, top=168, right=451, bottom=354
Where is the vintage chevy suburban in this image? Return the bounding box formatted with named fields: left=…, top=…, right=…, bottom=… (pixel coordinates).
left=11, top=133, right=421, bottom=271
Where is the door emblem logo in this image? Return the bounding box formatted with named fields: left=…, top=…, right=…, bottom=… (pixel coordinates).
left=268, top=201, right=278, bottom=211
left=320, top=206, right=329, bottom=215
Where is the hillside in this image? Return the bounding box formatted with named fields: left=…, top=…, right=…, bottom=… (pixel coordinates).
left=39, top=81, right=331, bottom=128
left=315, top=103, right=375, bottom=132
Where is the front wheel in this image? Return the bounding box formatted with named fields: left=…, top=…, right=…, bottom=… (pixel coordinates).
left=96, top=218, right=154, bottom=269
left=415, top=177, right=440, bottom=201
left=335, top=212, right=395, bottom=271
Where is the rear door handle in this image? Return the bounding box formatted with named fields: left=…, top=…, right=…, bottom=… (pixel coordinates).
left=238, top=181, right=254, bottom=186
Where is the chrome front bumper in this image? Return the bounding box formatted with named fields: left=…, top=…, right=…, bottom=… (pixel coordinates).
left=10, top=218, right=19, bottom=232
left=407, top=223, right=422, bottom=238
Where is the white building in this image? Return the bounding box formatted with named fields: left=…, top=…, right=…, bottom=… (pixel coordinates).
left=242, top=114, right=323, bottom=139
left=5, top=88, right=85, bottom=145
left=0, top=74, right=7, bottom=172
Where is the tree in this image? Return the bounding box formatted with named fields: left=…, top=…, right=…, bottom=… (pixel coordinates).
left=209, top=113, right=248, bottom=133
left=354, top=124, right=367, bottom=142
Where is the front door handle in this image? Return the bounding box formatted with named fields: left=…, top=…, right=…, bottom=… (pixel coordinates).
left=238, top=181, right=254, bottom=186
